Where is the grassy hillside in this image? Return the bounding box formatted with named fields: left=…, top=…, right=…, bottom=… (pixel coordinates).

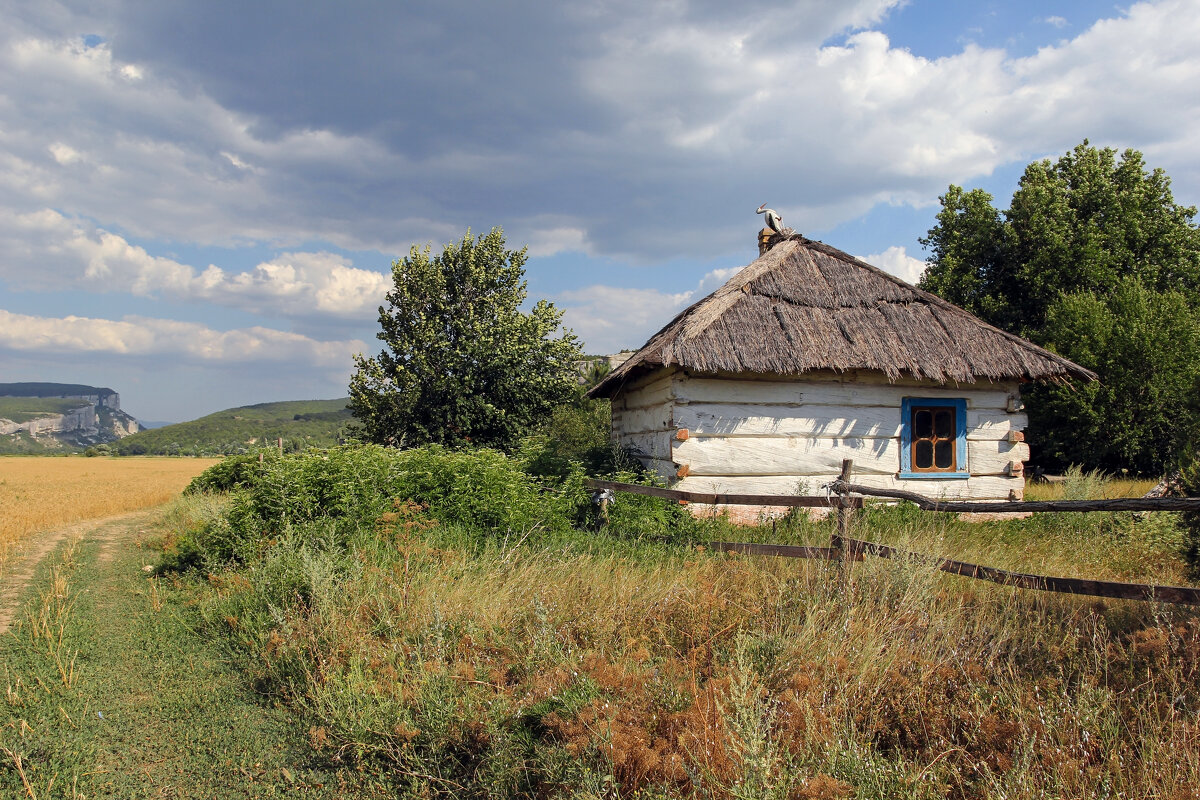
left=0, top=396, right=91, bottom=423
left=0, top=381, right=113, bottom=397
left=114, top=398, right=354, bottom=456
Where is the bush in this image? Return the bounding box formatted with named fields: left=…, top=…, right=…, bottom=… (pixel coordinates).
left=184, top=452, right=273, bottom=494
left=1178, top=452, right=1200, bottom=578
left=168, top=444, right=593, bottom=570
left=519, top=398, right=622, bottom=479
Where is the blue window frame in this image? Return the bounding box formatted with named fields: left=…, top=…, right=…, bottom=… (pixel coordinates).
left=899, top=397, right=968, bottom=479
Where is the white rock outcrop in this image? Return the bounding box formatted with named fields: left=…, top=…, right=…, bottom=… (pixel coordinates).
left=0, top=386, right=142, bottom=449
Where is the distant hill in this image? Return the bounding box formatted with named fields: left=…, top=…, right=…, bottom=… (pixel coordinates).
left=115, top=398, right=354, bottom=456
left=0, top=382, right=117, bottom=397
left=0, top=383, right=142, bottom=453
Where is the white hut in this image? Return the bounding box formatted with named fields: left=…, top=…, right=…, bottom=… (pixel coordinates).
left=588, top=233, right=1095, bottom=513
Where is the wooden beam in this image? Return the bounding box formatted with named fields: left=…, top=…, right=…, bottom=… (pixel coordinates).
left=709, top=541, right=857, bottom=560
left=836, top=481, right=1200, bottom=513
left=844, top=538, right=1200, bottom=606
left=583, top=478, right=861, bottom=508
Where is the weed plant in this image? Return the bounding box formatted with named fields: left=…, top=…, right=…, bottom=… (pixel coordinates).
left=160, top=451, right=1200, bottom=798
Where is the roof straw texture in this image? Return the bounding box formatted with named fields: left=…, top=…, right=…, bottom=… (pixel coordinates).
left=590, top=235, right=1095, bottom=398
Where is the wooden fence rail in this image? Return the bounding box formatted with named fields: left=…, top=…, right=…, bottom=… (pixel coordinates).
left=583, top=468, right=1200, bottom=607
left=833, top=481, right=1200, bottom=514
left=582, top=478, right=862, bottom=508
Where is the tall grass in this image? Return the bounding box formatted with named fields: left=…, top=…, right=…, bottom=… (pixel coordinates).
left=160, top=448, right=1200, bottom=798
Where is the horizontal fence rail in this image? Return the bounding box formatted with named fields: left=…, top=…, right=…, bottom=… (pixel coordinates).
left=712, top=537, right=1200, bottom=606
left=834, top=480, right=1200, bottom=514
left=843, top=538, right=1200, bottom=606
left=708, top=542, right=857, bottom=561
left=582, top=478, right=862, bottom=508
left=587, top=465, right=1200, bottom=607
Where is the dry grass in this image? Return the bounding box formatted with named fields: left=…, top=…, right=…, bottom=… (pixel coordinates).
left=1024, top=474, right=1157, bottom=501
left=183, top=487, right=1198, bottom=798
left=0, top=456, right=217, bottom=572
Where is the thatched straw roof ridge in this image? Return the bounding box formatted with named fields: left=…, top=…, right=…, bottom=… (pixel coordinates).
left=589, top=234, right=1096, bottom=398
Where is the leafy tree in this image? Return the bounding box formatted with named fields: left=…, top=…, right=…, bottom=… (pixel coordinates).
left=919, top=142, right=1200, bottom=474
left=349, top=228, right=582, bottom=451
left=1030, top=278, right=1200, bottom=474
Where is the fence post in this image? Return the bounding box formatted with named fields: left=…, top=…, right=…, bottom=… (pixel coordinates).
left=832, top=459, right=853, bottom=585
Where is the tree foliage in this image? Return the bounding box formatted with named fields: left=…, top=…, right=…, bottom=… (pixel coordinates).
left=919, top=142, right=1200, bottom=474
left=1031, top=279, right=1200, bottom=474
left=349, top=228, right=582, bottom=451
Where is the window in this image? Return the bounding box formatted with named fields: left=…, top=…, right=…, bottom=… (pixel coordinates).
left=899, top=397, right=968, bottom=479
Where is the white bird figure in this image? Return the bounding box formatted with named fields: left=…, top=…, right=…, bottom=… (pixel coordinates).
left=756, top=203, right=784, bottom=234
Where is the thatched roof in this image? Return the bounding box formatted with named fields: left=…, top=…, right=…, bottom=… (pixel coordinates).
left=590, top=234, right=1095, bottom=399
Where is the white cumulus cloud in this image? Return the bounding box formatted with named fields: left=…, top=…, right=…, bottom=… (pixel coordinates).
left=860, top=245, right=927, bottom=285
left=0, top=309, right=364, bottom=368
left=0, top=208, right=390, bottom=321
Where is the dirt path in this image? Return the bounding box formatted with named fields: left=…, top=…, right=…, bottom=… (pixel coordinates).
left=0, top=510, right=152, bottom=636
left=0, top=506, right=387, bottom=797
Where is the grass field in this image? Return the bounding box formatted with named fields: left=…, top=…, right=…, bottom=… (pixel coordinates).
left=142, top=447, right=1200, bottom=798
left=3, top=445, right=1195, bottom=798
left=0, top=456, right=218, bottom=573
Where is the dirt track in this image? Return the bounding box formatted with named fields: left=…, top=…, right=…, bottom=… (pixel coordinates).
left=0, top=510, right=153, bottom=635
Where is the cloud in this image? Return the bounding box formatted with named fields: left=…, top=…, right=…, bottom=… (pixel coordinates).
left=0, top=308, right=364, bottom=368
left=860, top=245, right=926, bottom=284
left=557, top=264, right=746, bottom=353
left=3, top=0, right=1200, bottom=268
left=1041, top=16, right=1069, bottom=29
left=0, top=209, right=390, bottom=321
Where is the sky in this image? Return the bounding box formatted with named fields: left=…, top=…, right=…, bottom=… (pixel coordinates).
left=2, top=0, right=1200, bottom=423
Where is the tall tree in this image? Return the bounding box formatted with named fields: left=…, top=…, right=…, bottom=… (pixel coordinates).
left=1033, top=279, right=1200, bottom=474
left=349, top=228, right=581, bottom=451
left=919, top=142, right=1200, bottom=474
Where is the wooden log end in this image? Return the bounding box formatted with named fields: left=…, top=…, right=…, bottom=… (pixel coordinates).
left=1007, top=430, right=1025, bottom=443
left=675, top=428, right=690, bottom=441
left=676, top=464, right=690, bottom=478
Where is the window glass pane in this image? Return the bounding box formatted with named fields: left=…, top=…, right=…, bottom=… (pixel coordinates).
left=935, top=439, right=954, bottom=469
left=934, top=409, right=953, bottom=438
left=914, top=409, right=932, bottom=439
left=915, top=440, right=933, bottom=469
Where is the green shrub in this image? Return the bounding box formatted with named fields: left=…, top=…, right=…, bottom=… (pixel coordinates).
left=518, top=398, right=633, bottom=479
left=185, top=452, right=273, bottom=494
left=1178, top=452, right=1200, bottom=577
left=168, top=444, right=597, bottom=570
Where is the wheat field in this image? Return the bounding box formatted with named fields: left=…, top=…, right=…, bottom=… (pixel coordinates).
left=0, top=456, right=218, bottom=571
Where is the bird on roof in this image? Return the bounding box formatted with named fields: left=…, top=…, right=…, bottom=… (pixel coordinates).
left=756, top=203, right=784, bottom=234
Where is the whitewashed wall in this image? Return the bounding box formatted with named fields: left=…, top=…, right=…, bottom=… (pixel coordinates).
left=612, top=368, right=1029, bottom=502
left=609, top=367, right=677, bottom=477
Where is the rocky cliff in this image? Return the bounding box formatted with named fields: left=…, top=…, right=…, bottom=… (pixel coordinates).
left=0, top=383, right=144, bottom=452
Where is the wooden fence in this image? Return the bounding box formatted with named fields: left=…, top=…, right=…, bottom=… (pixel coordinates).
left=583, top=461, right=1200, bottom=607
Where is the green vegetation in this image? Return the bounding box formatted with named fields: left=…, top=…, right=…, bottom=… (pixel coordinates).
left=0, top=430, right=57, bottom=455
left=147, top=445, right=1199, bottom=798
left=920, top=141, right=1200, bottom=475
left=0, top=512, right=393, bottom=797
left=0, top=382, right=113, bottom=398
left=350, top=228, right=582, bottom=451
left=115, top=398, right=353, bottom=456
left=0, top=396, right=91, bottom=423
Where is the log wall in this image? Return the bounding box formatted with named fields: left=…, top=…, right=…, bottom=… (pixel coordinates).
left=611, top=368, right=1029, bottom=501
